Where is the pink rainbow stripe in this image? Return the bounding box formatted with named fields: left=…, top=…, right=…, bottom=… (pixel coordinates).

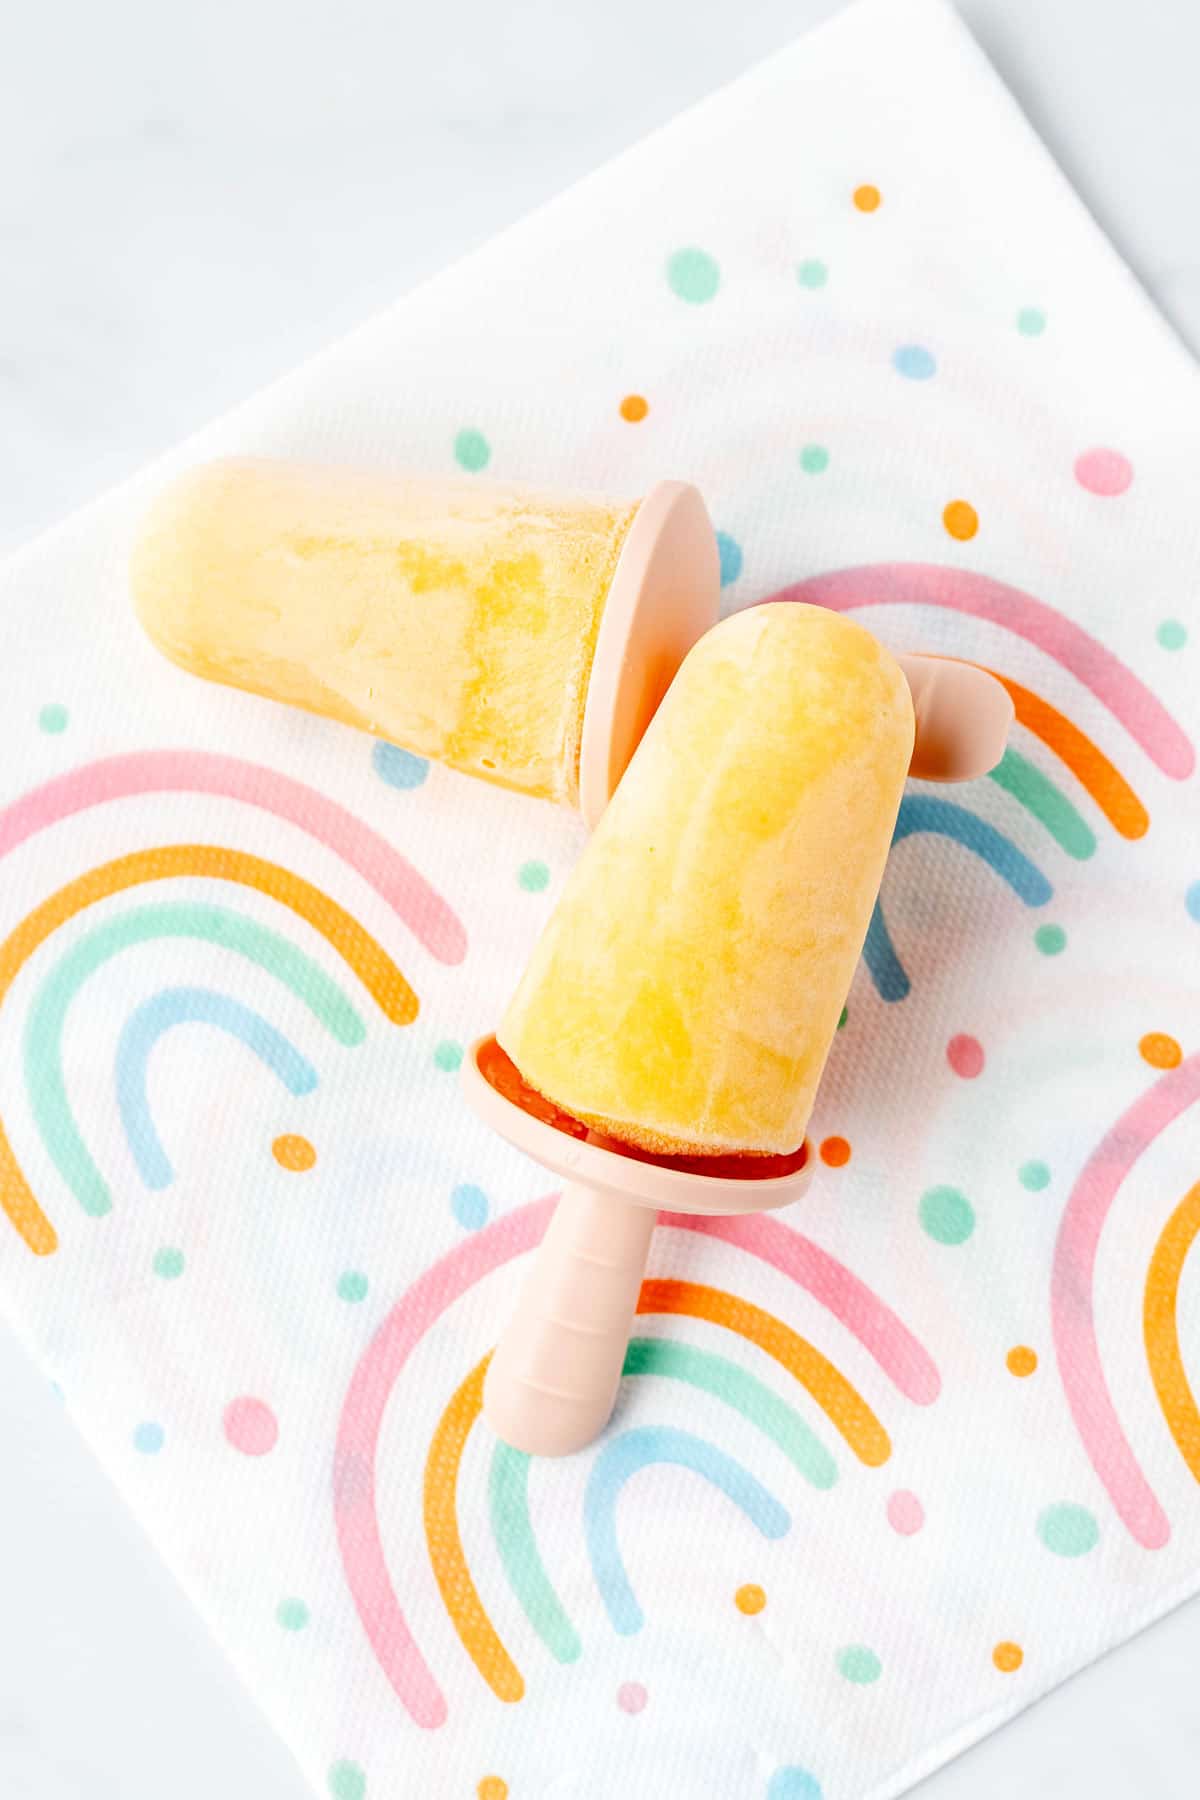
left=332, top=1197, right=939, bottom=1725
left=0, top=752, right=466, bottom=964
left=1051, top=1053, right=1200, bottom=1550
left=768, top=565, right=1194, bottom=781
left=334, top=1199, right=553, bottom=1728
left=671, top=1211, right=941, bottom=1403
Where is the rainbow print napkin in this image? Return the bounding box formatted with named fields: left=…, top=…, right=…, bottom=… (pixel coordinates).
left=0, top=0, right=1198, bottom=1795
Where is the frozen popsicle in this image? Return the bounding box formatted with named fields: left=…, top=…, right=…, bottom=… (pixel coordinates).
left=498, top=601, right=915, bottom=1158
left=131, top=459, right=720, bottom=812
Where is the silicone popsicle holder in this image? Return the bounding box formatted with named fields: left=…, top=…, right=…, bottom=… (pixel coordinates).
left=463, top=1037, right=814, bottom=1457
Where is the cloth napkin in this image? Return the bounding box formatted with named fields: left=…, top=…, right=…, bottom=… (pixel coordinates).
left=2, top=0, right=1198, bottom=1794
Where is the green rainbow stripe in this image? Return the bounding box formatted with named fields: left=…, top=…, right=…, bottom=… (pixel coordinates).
left=488, top=1336, right=838, bottom=1663
left=988, top=747, right=1096, bottom=861
left=24, top=901, right=363, bottom=1218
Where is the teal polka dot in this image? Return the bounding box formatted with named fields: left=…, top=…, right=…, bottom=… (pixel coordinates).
left=518, top=860, right=550, bottom=892
left=1187, top=881, right=1200, bottom=922
left=1038, top=1503, right=1099, bottom=1557
left=1017, top=307, right=1046, bottom=337
left=1034, top=923, right=1067, bottom=955
left=716, top=532, right=743, bottom=587
left=453, top=428, right=490, bottom=473
left=433, top=1040, right=463, bottom=1072
left=796, top=259, right=828, bottom=290
left=133, top=1421, right=164, bottom=1454
left=837, top=1005, right=848, bottom=1030
left=372, top=741, right=429, bottom=789
left=337, top=1271, right=369, bottom=1304
left=38, top=703, right=69, bottom=734
left=666, top=247, right=720, bottom=304
left=836, top=1645, right=881, bottom=1684
left=1019, top=1160, right=1051, bottom=1191
left=1157, top=619, right=1188, bottom=651
left=919, top=1185, right=975, bottom=1245
left=277, top=1597, right=310, bottom=1631
left=451, top=1183, right=489, bottom=1230
left=892, top=344, right=937, bottom=380
left=152, top=1246, right=185, bottom=1280
left=798, top=444, right=829, bottom=474
left=768, top=1769, right=823, bottom=1800
left=328, top=1762, right=367, bottom=1800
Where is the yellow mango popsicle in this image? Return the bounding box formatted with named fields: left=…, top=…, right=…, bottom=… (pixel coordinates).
left=132, top=458, right=639, bottom=805
left=499, top=603, right=915, bottom=1156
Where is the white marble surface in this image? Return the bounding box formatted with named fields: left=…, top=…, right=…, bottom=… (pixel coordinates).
left=2, top=0, right=1200, bottom=1794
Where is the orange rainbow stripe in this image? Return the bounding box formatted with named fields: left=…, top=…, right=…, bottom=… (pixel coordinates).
left=1144, top=1179, right=1200, bottom=1483
left=422, top=1282, right=892, bottom=1702
left=980, top=668, right=1149, bottom=840
left=0, top=846, right=418, bottom=1256
left=638, top=1280, right=891, bottom=1465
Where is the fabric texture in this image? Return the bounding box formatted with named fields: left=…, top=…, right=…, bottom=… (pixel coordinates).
left=0, top=1, right=1198, bottom=1794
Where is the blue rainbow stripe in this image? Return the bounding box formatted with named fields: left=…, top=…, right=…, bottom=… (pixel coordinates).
left=117, top=987, right=318, bottom=1190
left=864, top=795, right=1052, bottom=1002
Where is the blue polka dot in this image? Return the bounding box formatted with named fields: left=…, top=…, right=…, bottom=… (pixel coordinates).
left=768, top=1769, right=823, bottom=1800
left=452, top=1183, right=489, bottom=1230
left=1187, top=881, right=1200, bottom=923
left=892, top=344, right=937, bottom=380
left=134, top=1422, right=165, bottom=1454
left=372, top=741, right=429, bottom=789
left=716, top=532, right=743, bottom=588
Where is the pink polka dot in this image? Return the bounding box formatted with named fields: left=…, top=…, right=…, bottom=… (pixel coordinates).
left=223, top=1396, right=279, bottom=1456
left=1074, top=448, right=1133, bottom=497
left=887, top=1489, right=925, bottom=1535
left=947, top=1034, right=984, bottom=1078
left=617, top=1681, right=648, bottom=1714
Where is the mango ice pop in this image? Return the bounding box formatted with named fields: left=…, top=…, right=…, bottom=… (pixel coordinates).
left=131, top=458, right=642, bottom=806
left=498, top=603, right=915, bottom=1157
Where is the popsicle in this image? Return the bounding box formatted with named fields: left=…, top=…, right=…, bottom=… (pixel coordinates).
left=131, top=459, right=720, bottom=813
left=498, top=601, right=915, bottom=1158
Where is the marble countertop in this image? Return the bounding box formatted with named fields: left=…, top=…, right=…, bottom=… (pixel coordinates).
left=2, top=0, right=1199, bottom=1794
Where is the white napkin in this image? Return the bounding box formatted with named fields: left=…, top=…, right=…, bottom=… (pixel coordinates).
left=1, top=0, right=1198, bottom=1795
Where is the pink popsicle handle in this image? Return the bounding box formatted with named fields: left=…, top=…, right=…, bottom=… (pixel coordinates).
left=483, top=1184, right=656, bottom=1457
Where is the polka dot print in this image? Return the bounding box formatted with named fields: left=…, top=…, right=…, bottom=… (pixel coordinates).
left=942, top=499, right=978, bottom=541
left=993, top=1641, right=1024, bottom=1672
left=666, top=247, right=720, bottom=304
left=768, top=1771, right=823, bottom=1800
left=920, top=1186, right=975, bottom=1245
left=893, top=344, right=937, bottom=380
left=947, top=1034, right=985, bottom=1078
left=434, top=1040, right=464, bottom=1072
left=797, top=259, right=828, bottom=289
left=337, top=1271, right=369, bottom=1304
left=373, top=742, right=429, bottom=789
left=1020, top=1160, right=1051, bottom=1191
left=38, top=703, right=69, bottom=734
left=328, top=1762, right=367, bottom=1800
left=1038, top=1503, right=1099, bottom=1557
left=133, top=1421, right=165, bottom=1455
left=477, top=1781, right=508, bottom=1800
left=799, top=444, right=830, bottom=473
left=277, top=1598, right=310, bottom=1631
left=620, top=394, right=648, bottom=422
left=1141, top=1032, right=1182, bottom=1070
left=852, top=184, right=881, bottom=212
left=735, top=1583, right=766, bottom=1615
left=1157, top=619, right=1188, bottom=650
left=716, top=531, right=744, bottom=587
left=1016, top=307, right=1046, bottom=336
left=273, top=1134, right=316, bottom=1172
left=454, top=429, right=491, bottom=473
left=224, top=1397, right=279, bottom=1457
left=617, top=1681, right=648, bottom=1714
left=887, top=1490, right=925, bottom=1535
left=837, top=1644, right=882, bottom=1684
left=451, top=1183, right=489, bottom=1230
left=1007, top=1346, right=1038, bottom=1378
left=153, top=1246, right=185, bottom=1279
left=819, top=1136, right=851, bottom=1167
left=1074, top=447, right=1133, bottom=496
left=518, top=860, right=550, bottom=892
left=1035, top=924, right=1067, bottom=955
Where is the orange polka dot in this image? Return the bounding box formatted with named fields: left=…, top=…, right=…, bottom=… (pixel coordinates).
left=1006, top=1346, right=1038, bottom=1378
left=943, top=500, right=979, bottom=541
left=477, top=1781, right=508, bottom=1800
left=820, top=1136, right=852, bottom=1167
left=619, top=393, right=649, bottom=423
left=1140, top=1032, right=1182, bottom=1070
left=272, top=1134, right=316, bottom=1172
left=735, top=1583, right=766, bottom=1615
left=993, top=1641, right=1024, bottom=1673
left=853, top=184, right=882, bottom=213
